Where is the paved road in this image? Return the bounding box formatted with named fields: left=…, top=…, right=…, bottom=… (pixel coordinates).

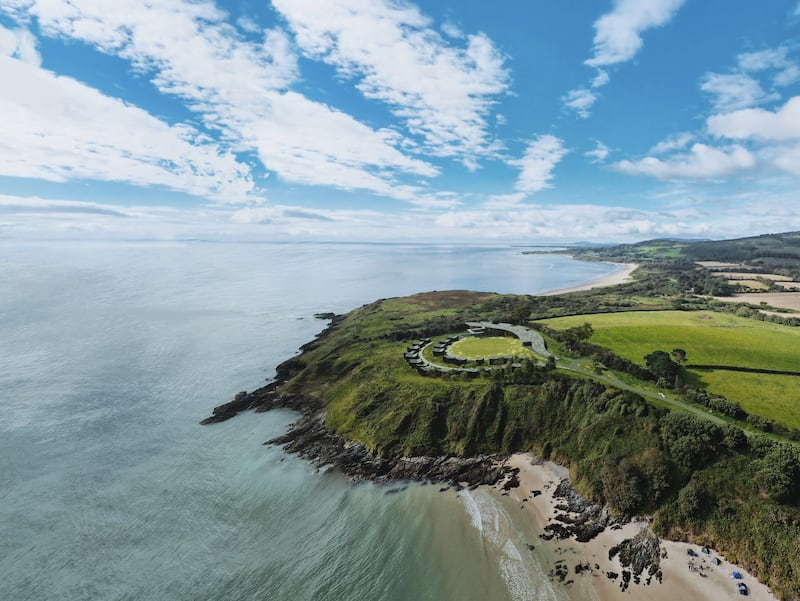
left=465, top=321, right=552, bottom=358
left=557, top=357, right=729, bottom=426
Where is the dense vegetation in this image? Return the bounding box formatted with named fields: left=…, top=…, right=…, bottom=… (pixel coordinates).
left=277, top=232, right=800, bottom=600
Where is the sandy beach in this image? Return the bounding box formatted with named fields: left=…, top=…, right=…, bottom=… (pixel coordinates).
left=494, top=454, right=778, bottom=601
left=540, top=263, right=639, bottom=297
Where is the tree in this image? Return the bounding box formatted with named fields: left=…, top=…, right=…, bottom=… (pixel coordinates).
left=602, top=458, right=644, bottom=515
left=677, top=480, right=703, bottom=518
left=671, top=348, right=687, bottom=363
left=756, top=444, right=800, bottom=503
left=564, top=322, right=594, bottom=342
left=511, top=302, right=532, bottom=325
left=644, top=350, right=680, bottom=381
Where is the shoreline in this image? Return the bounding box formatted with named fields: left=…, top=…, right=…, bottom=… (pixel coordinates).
left=540, top=262, right=638, bottom=296
left=493, top=453, right=778, bottom=601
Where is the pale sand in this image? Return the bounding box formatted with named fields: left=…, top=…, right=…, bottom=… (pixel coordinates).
left=495, top=454, right=778, bottom=601
left=540, top=263, right=639, bottom=297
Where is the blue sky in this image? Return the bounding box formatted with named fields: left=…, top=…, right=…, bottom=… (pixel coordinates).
left=1, top=0, right=800, bottom=242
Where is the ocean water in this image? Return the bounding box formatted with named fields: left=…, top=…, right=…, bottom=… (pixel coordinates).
left=0, top=241, right=619, bottom=601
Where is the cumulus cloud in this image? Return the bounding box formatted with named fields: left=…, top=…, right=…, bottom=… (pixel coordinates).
left=511, top=135, right=568, bottom=195
left=271, top=0, right=510, bottom=164
left=706, top=97, right=800, bottom=177
left=700, top=72, right=780, bottom=111
left=707, top=96, right=800, bottom=141
left=614, top=143, right=755, bottom=180
left=2, top=0, right=443, bottom=203
left=585, top=0, right=686, bottom=68
left=562, top=88, right=596, bottom=119
left=0, top=55, right=254, bottom=201
left=585, top=141, right=610, bottom=163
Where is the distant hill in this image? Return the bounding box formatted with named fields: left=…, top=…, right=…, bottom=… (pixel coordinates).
left=577, top=231, right=800, bottom=277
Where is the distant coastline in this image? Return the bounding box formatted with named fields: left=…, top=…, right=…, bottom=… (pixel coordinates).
left=539, top=262, right=638, bottom=296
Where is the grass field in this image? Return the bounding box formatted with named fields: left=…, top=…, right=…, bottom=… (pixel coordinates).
left=449, top=336, right=536, bottom=359
left=539, top=310, right=800, bottom=429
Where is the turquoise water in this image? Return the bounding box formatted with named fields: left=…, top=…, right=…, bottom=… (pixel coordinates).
left=0, top=241, right=618, bottom=600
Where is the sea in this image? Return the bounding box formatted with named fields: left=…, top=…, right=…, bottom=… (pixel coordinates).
left=0, top=241, right=621, bottom=601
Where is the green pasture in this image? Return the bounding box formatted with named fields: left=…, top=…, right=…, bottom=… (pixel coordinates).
left=449, top=336, right=536, bottom=359
left=540, top=310, right=800, bottom=428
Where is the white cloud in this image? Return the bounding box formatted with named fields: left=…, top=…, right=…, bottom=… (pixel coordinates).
left=4, top=0, right=443, bottom=203
left=0, top=22, right=40, bottom=65
left=482, top=192, right=526, bottom=209
left=0, top=55, right=254, bottom=201
left=706, top=97, right=800, bottom=177
left=236, top=16, right=261, bottom=34
left=707, top=96, right=800, bottom=141
left=585, top=141, right=610, bottom=163
left=700, top=72, right=779, bottom=112
left=737, top=47, right=799, bottom=87
left=562, top=88, right=596, bottom=119
left=614, top=143, right=755, bottom=180
left=2, top=191, right=799, bottom=244
left=567, top=0, right=684, bottom=119
left=585, top=0, right=686, bottom=68
left=511, top=135, right=568, bottom=195
left=441, top=21, right=464, bottom=39
left=271, top=0, right=510, bottom=164
left=591, top=69, right=610, bottom=88
left=648, top=132, right=693, bottom=155
left=772, top=144, right=800, bottom=176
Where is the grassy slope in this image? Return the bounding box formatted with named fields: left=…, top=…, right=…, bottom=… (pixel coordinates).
left=540, top=310, right=800, bottom=429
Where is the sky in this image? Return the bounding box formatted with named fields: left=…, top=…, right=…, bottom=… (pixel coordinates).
left=2, top=0, right=800, bottom=243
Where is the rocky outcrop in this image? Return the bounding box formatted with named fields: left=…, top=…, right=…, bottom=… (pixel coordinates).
left=265, top=410, right=515, bottom=486
left=539, top=478, right=625, bottom=543
left=609, top=528, right=662, bottom=580
left=200, top=313, right=343, bottom=425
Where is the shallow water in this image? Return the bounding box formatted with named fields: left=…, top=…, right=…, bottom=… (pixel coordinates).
left=0, top=241, right=618, bottom=600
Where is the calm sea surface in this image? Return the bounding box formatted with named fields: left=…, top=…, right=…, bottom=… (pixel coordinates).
left=0, top=241, right=619, bottom=601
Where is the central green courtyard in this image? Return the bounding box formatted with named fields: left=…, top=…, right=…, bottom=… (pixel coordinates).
left=449, top=336, right=536, bottom=359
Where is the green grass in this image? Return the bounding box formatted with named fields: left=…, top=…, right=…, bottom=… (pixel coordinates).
left=449, top=336, right=537, bottom=359
left=539, top=310, right=800, bottom=428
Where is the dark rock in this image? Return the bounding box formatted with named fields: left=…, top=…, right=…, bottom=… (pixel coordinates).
left=615, top=528, right=662, bottom=579
left=313, top=312, right=338, bottom=320
left=260, top=411, right=515, bottom=487
left=501, top=471, right=520, bottom=490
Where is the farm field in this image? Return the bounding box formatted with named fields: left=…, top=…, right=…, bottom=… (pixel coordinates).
left=714, top=292, right=800, bottom=312
left=539, top=310, right=800, bottom=428
left=449, top=336, right=536, bottom=359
